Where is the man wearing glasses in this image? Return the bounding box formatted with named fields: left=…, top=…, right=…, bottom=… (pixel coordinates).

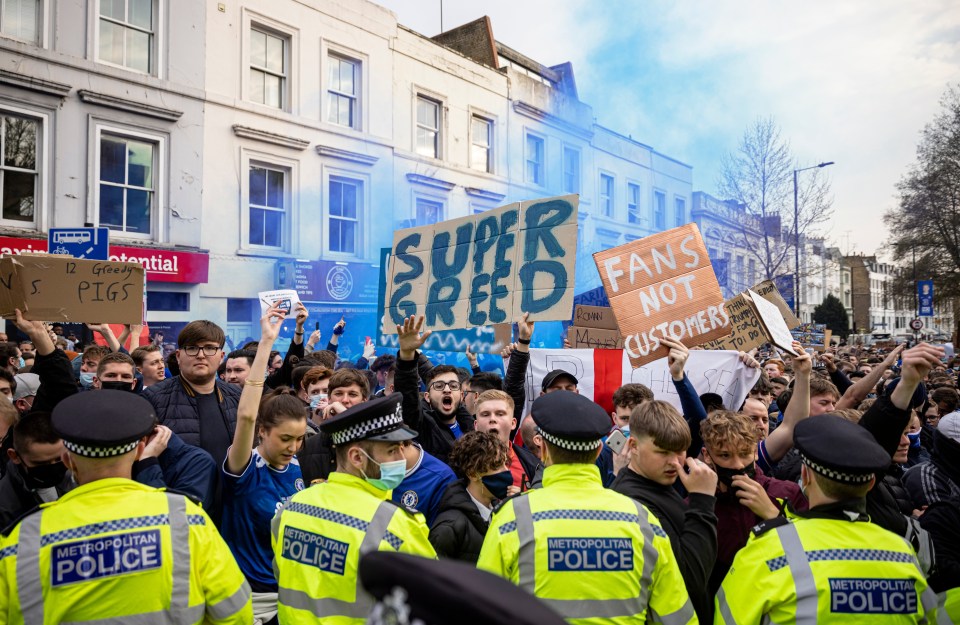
left=142, top=320, right=241, bottom=474
left=394, top=316, right=474, bottom=464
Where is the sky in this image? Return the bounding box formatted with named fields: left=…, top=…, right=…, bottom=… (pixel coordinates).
left=377, top=0, right=960, bottom=258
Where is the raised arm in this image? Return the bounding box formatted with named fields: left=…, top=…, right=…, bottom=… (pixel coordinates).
left=86, top=323, right=121, bottom=353
left=505, top=313, right=534, bottom=433
left=836, top=344, right=905, bottom=410
left=226, top=303, right=285, bottom=475
left=762, top=341, right=810, bottom=463
left=396, top=315, right=432, bottom=432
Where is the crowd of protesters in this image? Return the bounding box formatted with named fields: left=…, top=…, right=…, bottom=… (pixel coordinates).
left=0, top=299, right=956, bottom=624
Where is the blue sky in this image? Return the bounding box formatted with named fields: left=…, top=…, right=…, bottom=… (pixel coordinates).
left=378, top=0, right=960, bottom=257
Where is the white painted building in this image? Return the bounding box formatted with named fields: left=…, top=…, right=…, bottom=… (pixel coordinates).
left=0, top=0, right=693, bottom=351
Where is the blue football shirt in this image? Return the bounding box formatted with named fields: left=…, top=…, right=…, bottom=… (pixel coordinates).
left=393, top=445, right=456, bottom=526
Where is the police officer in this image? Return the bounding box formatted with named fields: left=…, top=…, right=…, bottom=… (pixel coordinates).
left=272, top=393, right=436, bottom=624
left=0, top=390, right=251, bottom=624
left=477, top=391, right=695, bottom=625
left=716, top=414, right=938, bottom=624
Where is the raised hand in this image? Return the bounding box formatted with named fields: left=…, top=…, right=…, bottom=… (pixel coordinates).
left=260, top=303, right=287, bottom=343
left=676, top=457, right=718, bottom=496
left=397, top=316, right=432, bottom=359
left=660, top=336, right=689, bottom=381
left=465, top=344, right=479, bottom=368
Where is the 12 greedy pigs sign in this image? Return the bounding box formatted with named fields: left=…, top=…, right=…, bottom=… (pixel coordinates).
left=593, top=223, right=730, bottom=367
left=384, top=195, right=577, bottom=332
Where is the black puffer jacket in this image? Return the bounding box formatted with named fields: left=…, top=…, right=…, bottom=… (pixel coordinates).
left=141, top=376, right=241, bottom=451
left=299, top=431, right=336, bottom=484
left=428, top=480, right=489, bottom=563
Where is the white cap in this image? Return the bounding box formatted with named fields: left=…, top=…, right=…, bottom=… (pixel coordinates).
left=938, top=412, right=960, bottom=444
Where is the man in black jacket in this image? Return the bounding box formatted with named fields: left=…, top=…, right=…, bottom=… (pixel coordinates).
left=611, top=399, right=718, bottom=623
left=394, top=316, right=474, bottom=463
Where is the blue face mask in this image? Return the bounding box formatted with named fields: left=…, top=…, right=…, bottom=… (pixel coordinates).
left=480, top=470, right=514, bottom=500
left=309, top=394, right=327, bottom=410
left=79, top=372, right=96, bottom=389
left=907, top=432, right=921, bottom=449
left=17, top=357, right=24, bottom=369
left=359, top=449, right=406, bottom=492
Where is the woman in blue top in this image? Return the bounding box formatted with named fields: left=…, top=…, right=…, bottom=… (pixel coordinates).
left=222, top=302, right=307, bottom=625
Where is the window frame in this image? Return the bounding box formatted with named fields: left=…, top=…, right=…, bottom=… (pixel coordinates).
left=325, top=50, right=360, bottom=130
left=414, top=195, right=445, bottom=227
left=242, top=11, right=298, bottom=114
left=246, top=163, right=288, bottom=251
left=238, top=149, right=297, bottom=255
left=525, top=131, right=545, bottom=187
left=93, top=0, right=162, bottom=77
left=414, top=93, right=443, bottom=160
left=598, top=171, right=615, bottom=218
left=469, top=114, right=493, bottom=174
left=0, top=103, right=48, bottom=231
left=91, top=123, right=165, bottom=242
left=323, top=168, right=368, bottom=259
left=627, top=181, right=641, bottom=224
left=674, top=195, right=686, bottom=227
left=562, top=144, right=580, bottom=194
left=654, top=189, right=667, bottom=230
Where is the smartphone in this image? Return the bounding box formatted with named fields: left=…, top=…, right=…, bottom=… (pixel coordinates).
left=606, top=429, right=628, bottom=455
left=804, top=348, right=815, bottom=356
left=315, top=322, right=319, bottom=331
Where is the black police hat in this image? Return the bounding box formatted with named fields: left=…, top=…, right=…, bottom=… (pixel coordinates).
left=541, top=369, right=578, bottom=392
left=52, top=390, right=156, bottom=458
left=360, top=552, right=567, bottom=625
left=794, top=415, right=891, bottom=484
left=320, top=393, right=417, bottom=446
left=531, top=390, right=611, bottom=451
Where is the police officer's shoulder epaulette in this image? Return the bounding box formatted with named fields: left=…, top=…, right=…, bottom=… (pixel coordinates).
left=1, top=505, right=41, bottom=537
left=382, top=498, right=421, bottom=516
left=751, top=516, right=790, bottom=537
left=160, top=487, right=203, bottom=507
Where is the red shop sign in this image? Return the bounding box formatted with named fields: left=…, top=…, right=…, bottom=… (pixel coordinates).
left=0, top=236, right=209, bottom=284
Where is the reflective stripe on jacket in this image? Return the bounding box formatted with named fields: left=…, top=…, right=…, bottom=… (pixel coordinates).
left=271, top=471, right=436, bottom=624
left=0, top=478, right=251, bottom=624
left=478, top=463, right=695, bottom=625
left=716, top=514, right=938, bottom=624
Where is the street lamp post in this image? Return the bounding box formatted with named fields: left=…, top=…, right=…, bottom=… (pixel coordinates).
left=793, top=161, right=834, bottom=318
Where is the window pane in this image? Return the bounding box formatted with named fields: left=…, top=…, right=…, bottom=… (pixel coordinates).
left=128, top=0, right=152, bottom=29
left=125, top=188, right=151, bottom=233
left=341, top=182, right=356, bottom=218
left=125, top=27, right=151, bottom=73
left=264, top=210, right=283, bottom=247
left=472, top=118, right=488, bottom=144
left=265, top=33, right=284, bottom=73
left=126, top=140, right=153, bottom=188
left=99, top=184, right=124, bottom=228
left=2, top=170, right=35, bottom=221
left=249, top=207, right=265, bottom=245
left=100, top=138, right=126, bottom=184
left=99, top=19, right=124, bottom=66
left=249, top=69, right=265, bottom=104
left=4, top=0, right=39, bottom=42
left=329, top=219, right=342, bottom=252
left=470, top=145, right=488, bottom=172
left=417, top=98, right=436, bottom=128
left=333, top=220, right=355, bottom=254
left=250, top=29, right=266, bottom=67
left=100, top=0, right=125, bottom=19
left=4, top=117, right=37, bottom=170
left=328, top=59, right=340, bottom=89
left=329, top=180, right=343, bottom=217
left=264, top=74, right=282, bottom=108
left=249, top=167, right=266, bottom=206
left=339, top=59, right=354, bottom=94
left=266, top=169, right=284, bottom=208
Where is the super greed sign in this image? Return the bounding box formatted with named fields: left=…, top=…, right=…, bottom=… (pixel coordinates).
left=0, top=236, right=209, bottom=283
left=384, top=195, right=578, bottom=332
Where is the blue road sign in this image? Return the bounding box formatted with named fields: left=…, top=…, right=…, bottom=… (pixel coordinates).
left=48, top=227, right=110, bottom=260
left=918, top=280, right=934, bottom=317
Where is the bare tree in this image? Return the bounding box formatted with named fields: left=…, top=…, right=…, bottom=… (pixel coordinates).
left=885, top=84, right=960, bottom=337
left=717, top=117, right=833, bottom=282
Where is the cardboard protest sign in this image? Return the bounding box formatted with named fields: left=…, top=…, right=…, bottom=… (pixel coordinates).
left=791, top=322, right=830, bottom=350
left=384, top=195, right=578, bottom=333
left=593, top=223, right=730, bottom=367
left=521, top=348, right=760, bottom=416
left=746, top=289, right=798, bottom=355
left=573, top=305, right=619, bottom=330
left=258, top=289, right=300, bottom=316
left=699, top=280, right=800, bottom=352
left=567, top=326, right=624, bottom=350
left=379, top=323, right=513, bottom=355
left=0, top=254, right=144, bottom=324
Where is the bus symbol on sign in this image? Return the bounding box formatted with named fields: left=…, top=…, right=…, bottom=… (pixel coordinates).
left=909, top=318, right=924, bottom=332
left=47, top=228, right=110, bottom=260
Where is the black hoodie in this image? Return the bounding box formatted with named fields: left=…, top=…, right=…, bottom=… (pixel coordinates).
left=428, top=479, right=489, bottom=563
left=903, top=429, right=960, bottom=508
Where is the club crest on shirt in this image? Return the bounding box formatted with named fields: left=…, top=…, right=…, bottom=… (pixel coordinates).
left=401, top=490, right=418, bottom=508
left=295, top=478, right=305, bottom=491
